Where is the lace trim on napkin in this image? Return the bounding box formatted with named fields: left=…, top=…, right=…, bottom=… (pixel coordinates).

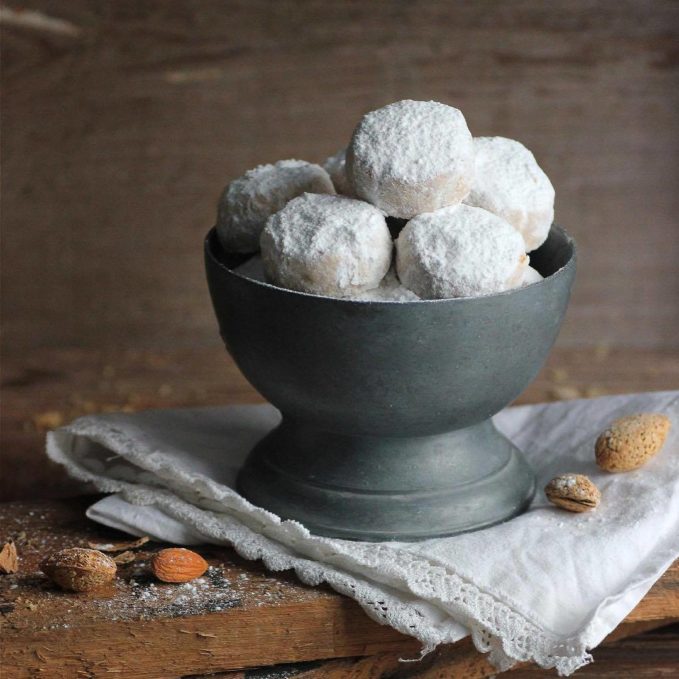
left=48, top=420, right=615, bottom=675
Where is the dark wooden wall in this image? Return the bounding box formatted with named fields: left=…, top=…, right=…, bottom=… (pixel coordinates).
left=1, top=1, right=679, bottom=501
left=2, top=0, right=678, bottom=354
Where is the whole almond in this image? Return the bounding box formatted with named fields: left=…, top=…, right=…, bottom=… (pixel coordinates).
left=595, top=413, right=671, bottom=472
left=0, top=540, right=19, bottom=574
left=151, top=548, right=208, bottom=583
left=545, top=474, right=601, bottom=513
left=41, top=548, right=116, bottom=592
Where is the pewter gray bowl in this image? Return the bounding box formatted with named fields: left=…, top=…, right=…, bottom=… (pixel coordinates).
left=205, top=225, right=576, bottom=541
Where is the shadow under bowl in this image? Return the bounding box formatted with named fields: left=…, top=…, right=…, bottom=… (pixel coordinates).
left=205, top=225, right=576, bottom=541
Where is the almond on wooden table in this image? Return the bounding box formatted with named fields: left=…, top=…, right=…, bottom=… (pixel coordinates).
left=40, top=548, right=117, bottom=592
left=545, top=474, right=601, bottom=513
left=151, top=548, right=208, bottom=583
left=595, top=413, right=671, bottom=472
left=0, top=540, right=19, bottom=574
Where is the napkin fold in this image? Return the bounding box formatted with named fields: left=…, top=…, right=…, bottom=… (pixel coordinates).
left=47, top=392, right=679, bottom=675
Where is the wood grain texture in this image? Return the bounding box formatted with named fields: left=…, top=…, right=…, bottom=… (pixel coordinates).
left=504, top=626, right=679, bottom=678
left=243, top=624, right=679, bottom=678
left=0, top=498, right=676, bottom=678
left=2, top=345, right=678, bottom=501
left=1, top=0, right=678, bottom=354
left=0, top=498, right=419, bottom=678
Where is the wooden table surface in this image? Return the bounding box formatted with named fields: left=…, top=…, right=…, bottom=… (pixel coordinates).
left=1, top=346, right=678, bottom=677
left=0, top=498, right=677, bottom=679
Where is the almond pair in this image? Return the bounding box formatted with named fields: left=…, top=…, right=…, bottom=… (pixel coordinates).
left=545, top=412, right=671, bottom=513
left=41, top=546, right=208, bottom=592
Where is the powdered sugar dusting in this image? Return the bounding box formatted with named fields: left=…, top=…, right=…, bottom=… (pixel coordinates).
left=464, top=137, right=554, bottom=252
left=551, top=475, right=578, bottom=492
left=260, top=193, right=392, bottom=297
left=235, top=256, right=418, bottom=303
left=216, top=160, right=335, bottom=253
left=520, top=265, right=544, bottom=287
left=322, top=148, right=354, bottom=196
left=350, top=267, right=420, bottom=302
left=396, top=204, right=528, bottom=299
left=347, top=100, right=474, bottom=218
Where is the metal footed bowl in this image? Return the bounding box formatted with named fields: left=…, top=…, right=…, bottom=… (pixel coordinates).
left=205, top=225, right=576, bottom=541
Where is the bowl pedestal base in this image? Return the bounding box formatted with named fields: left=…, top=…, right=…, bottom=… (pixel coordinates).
left=237, top=417, right=536, bottom=541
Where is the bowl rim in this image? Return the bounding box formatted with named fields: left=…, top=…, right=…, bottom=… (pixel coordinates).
left=205, top=224, right=576, bottom=305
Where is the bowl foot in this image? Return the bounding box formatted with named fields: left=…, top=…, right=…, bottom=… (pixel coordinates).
left=237, top=417, right=535, bottom=541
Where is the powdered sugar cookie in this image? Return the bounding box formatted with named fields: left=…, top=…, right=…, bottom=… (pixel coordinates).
left=396, top=204, right=528, bottom=299
left=347, top=100, right=474, bottom=218
left=520, top=265, right=544, bottom=287
left=216, top=160, right=335, bottom=253
left=351, top=267, right=420, bottom=302
left=235, top=254, right=417, bottom=301
left=322, top=148, right=353, bottom=196
left=260, top=193, right=392, bottom=298
left=464, top=137, right=554, bottom=251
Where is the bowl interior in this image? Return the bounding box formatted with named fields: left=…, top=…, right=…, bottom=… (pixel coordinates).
left=209, top=224, right=574, bottom=299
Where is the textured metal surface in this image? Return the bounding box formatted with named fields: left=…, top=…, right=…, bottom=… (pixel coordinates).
left=205, top=226, right=576, bottom=540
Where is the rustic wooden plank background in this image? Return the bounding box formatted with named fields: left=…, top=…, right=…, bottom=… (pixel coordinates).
left=2, top=0, right=678, bottom=354
left=1, top=6, right=678, bottom=674
left=1, top=2, right=678, bottom=499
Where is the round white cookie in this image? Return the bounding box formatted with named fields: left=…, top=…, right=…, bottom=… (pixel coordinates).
left=464, top=136, right=554, bottom=252
left=520, top=265, right=544, bottom=287
left=216, top=160, right=335, bottom=253
left=322, top=148, right=353, bottom=196
left=347, top=100, right=474, bottom=218
left=396, top=204, right=528, bottom=299
left=260, top=193, right=392, bottom=298
left=351, top=267, right=420, bottom=302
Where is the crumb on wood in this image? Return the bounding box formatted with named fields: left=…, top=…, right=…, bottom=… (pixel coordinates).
left=88, top=536, right=149, bottom=553
left=583, top=385, right=607, bottom=398
left=0, top=6, right=82, bottom=37
left=594, top=342, right=610, bottom=361
left=113, top=551, right=136, bottom=565
left=0, top=540, right=19, bottom=574
left=548, top=385, right=581, bottom=401
left=31, top=411, right=65, bottom=432
left=549, top=367, right=569, bottom=382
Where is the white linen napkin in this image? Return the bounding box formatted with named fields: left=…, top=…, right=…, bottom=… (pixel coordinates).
left=46, top=391, right=679, bottom=675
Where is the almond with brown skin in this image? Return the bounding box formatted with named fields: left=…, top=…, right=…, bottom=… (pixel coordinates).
left=0, top=540, right=18, bottom=574
left=41, top=548, right=117, bottom=592
left=595, top=413, right=671, bottom=472
left=151, top=548, right=208, bottom=583
left=545, top=474, right=601, bottom=513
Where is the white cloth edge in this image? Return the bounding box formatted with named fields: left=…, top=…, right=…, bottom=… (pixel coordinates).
left=46, top=391, right=679, bottom=676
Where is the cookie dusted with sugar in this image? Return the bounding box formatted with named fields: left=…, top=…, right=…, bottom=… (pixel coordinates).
left=216, top=160, right=335, bottom=253
left=351, top=267, right=420, bottom=302
left=347, top=100, right=474, bottom=218
left=520, top=266, right=543, bottom=287
left=235, top=255, right=418, bottom=301
left=260, top=193, right=392, bottom=298
left=396, top=204, right=528, bottom=299
left=322, top=148, right=353, bottom=196
left=464, top=136, right=555, bottom=251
